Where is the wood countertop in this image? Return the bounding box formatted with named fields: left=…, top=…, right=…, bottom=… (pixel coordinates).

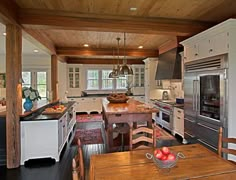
left=102, top=98, right=158, bottom=114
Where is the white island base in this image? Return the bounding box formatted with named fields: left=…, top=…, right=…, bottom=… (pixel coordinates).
left=20, top=113, right=76, bottom=165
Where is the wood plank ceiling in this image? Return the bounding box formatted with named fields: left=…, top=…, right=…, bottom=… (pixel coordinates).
left=13, top=0, right=236, bottom=64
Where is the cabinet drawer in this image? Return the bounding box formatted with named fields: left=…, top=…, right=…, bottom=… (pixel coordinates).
left=174, top=108, right=184, bottom=118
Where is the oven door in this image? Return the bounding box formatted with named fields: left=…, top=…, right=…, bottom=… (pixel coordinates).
left=160, top=108, right=173, bottom=131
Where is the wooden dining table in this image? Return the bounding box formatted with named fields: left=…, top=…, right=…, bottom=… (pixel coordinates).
left=89, top=144, right=236, bottom=180
left=102, top=98, right=158, bottom=152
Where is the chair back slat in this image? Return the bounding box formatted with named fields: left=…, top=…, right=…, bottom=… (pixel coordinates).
left=132, top=136, right=153, bottom=145
left=218, top=127, right=236, bottom=163
left=130, top=123, right=157, bottom=151
left=72, top=138, right=85, bottom=180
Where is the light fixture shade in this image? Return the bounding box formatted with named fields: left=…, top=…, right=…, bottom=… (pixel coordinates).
left=120, top=64, right=133, bottom=75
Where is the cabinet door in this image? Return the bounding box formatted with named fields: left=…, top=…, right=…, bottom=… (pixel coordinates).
left=184, top=43, right=199, bottom=62
left=67, top=66, right=80, bottom=89
left=211, top=32, right=229, bottom=56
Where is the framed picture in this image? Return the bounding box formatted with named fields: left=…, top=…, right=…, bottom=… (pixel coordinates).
left=0, top=73, right=6, bottom=88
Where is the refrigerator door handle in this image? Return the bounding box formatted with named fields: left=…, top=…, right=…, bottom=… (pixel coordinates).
left=192, top=80, right=196, bottom=111
left=196, top=80, right=199, bottom=112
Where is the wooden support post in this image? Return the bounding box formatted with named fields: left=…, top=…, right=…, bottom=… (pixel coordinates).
left=6, top=24, right=22, bottom=168
left=51, top=55, right=58, bottom=101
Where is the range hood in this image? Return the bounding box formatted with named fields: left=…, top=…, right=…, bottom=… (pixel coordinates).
left=155, top=47, right=183, bottom=80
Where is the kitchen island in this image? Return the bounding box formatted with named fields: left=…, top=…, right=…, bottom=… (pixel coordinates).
left=20, top=101, right=76, bottom=165
left=102, top=98, right=158, bottom=152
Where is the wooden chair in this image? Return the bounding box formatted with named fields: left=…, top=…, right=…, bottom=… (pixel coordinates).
left=72, top=138, right=85, bottom=180
left=129, top=123, right=157, bottom=150
left=218, top=127, right=236, bottom=164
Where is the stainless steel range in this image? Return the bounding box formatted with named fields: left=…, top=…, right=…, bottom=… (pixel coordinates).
left=151, top=99, right=176, bottom=131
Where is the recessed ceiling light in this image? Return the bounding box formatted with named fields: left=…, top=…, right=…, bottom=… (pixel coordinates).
left=2, top=32, right=6, bottom=36
left=83, top=44, right=89, bottom=47
left=33, top=49, right=39, bottom=53
left=130, top=7, right=137, bottom=11
left=138, top=46, right=143, bottom=49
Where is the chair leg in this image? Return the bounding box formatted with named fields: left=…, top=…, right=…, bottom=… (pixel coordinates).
left=121, top=133, right=124, bottom=152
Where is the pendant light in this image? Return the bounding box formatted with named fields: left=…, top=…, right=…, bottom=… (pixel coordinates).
left=109, top=38, right=121, bottom=78
left=109, top=47, right=119, bottom=78
left=120, top=32, right=133, bottom=76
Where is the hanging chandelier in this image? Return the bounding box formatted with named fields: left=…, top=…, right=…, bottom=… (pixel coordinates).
left=119, top=32, right=133, bottom=76
left=108, top=37, right=121, bottom=78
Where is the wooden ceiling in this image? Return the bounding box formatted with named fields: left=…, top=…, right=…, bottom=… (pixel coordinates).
left=1, top=0, right=236, bottom=64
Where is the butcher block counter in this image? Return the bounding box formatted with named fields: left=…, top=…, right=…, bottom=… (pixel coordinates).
left=102, top=98, right=158, bottom=152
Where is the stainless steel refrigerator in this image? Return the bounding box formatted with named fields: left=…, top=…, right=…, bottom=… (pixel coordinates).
left=184, top=56, right=228, bottom=152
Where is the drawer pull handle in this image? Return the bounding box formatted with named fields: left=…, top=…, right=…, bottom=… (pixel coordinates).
left=197, top=123, right=218, bottom=132
left=185, top=118, right=195, bottom=123
left=177, top=117, right=181, bottom=119
left=197, top=139, right=217, bottom=151
left=115, top=114, right=122, bottom=117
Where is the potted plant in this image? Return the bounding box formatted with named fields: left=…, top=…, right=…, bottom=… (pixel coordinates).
left=22, top=87, right=41, bottom=111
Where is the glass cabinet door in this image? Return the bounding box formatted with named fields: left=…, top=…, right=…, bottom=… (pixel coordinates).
left=68, top=67, right=80, bottom=88
left=199, top=75, right=220, bottom=120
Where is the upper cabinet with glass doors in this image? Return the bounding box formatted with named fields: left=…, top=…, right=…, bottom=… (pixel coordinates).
left=132, top=65, right=145, bottom=87
left=68, top=66, right=80, bottom=89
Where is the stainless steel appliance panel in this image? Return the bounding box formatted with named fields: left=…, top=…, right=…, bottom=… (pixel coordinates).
left=196, top=119, right=220, bottom=148
left=184, top=72, right=197, bottom=118
left=184, top=116, right=197, bottom=139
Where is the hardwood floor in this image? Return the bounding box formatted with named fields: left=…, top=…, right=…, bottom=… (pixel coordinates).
left=0, top=121, right=107, bottom=180
left=0, top=120, right=182, bottom=180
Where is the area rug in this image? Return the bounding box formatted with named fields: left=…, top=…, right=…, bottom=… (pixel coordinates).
left=76, top=114, right=103, bottom=123
left=156, top=125, right=175, bottom=140
left=72, top=128, right=104, bottom=145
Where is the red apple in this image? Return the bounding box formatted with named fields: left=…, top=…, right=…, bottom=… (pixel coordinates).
left=154, top=149, right=163, bottom=160
left=161, top=147, right=170, bottom=155
left=167, top=153, right=176, bottom=161
left=161, top=155, right=167, bottom=161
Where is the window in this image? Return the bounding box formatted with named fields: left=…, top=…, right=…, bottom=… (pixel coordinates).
left=117, top=76, right=127, bottom=89
left=22, top=70, right=48, bottom=100
left=102, top=70, right=113, bottom=89
left=87, top=70, right=99, bottom=90
left=86, top=68, right=127, bottom=90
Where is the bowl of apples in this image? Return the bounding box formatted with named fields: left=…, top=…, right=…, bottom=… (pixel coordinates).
left=146, top=147, right=185, bottom=169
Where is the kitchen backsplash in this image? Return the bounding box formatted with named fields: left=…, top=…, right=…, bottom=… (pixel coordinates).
left=150, top=81, right=183, bottom=100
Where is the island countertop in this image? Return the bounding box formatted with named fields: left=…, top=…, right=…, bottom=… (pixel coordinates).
left=0, top=100, right=75, bottom=121
left=102, top=98, right=158, bottom=115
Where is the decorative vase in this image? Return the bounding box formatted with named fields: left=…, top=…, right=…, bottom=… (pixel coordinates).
left=23, top=98, right=33, bottom=112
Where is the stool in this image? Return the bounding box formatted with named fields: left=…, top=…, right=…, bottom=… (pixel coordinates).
left=113, top=123, right=130, bottom=152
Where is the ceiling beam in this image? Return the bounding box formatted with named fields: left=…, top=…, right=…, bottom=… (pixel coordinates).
left=0, top=0, right=19, bottom=24
left=22, top=29, right=56, bottom=55
left=18, top=9, right=214, bottom=36
left=57, top=47, right=158, bottom=57
left=67, top=58, right=144, bottom=65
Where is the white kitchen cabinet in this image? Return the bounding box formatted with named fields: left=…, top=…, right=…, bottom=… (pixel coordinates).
left=68, top=97, right=102, bottom=113
left=143, top=58, right=158, bottom=102
left=67, top=65, right=81, bottom=89
left=132, top=96, right=145, bottom=103
left=183, top=42, right=200, bottom=63
left=132, top=65, right=145, bottom=95
left=173, top=107, right=184, bottom=138
left=181, top=23, right=230, bottom=62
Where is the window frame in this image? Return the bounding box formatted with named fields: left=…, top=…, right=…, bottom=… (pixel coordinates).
left=22, top=68, right=49, bottom=100
left=85, top=67, right=127, bottom=91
